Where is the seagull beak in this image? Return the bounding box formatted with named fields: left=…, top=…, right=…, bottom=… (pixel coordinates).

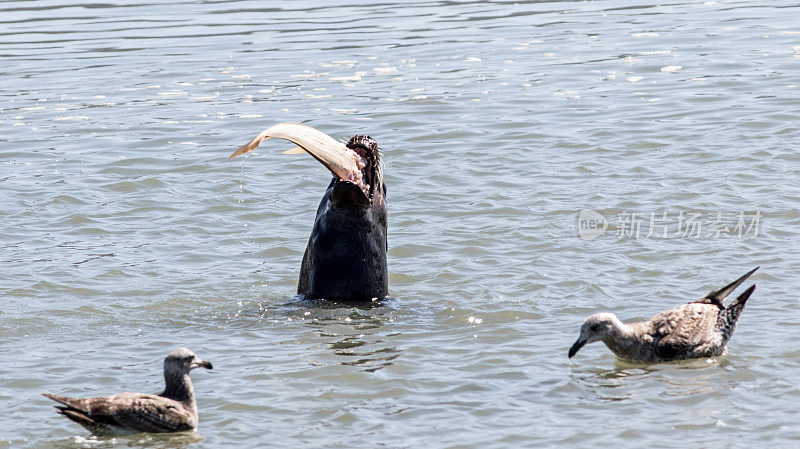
left=193, top=359, right=213, bottom=370
left=568, top=338, right=587, bottom=358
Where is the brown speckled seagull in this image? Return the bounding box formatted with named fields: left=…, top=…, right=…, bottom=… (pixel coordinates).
left=44, top=348, right=212, bottom=435
left=569, top=267, right=758, bottom=362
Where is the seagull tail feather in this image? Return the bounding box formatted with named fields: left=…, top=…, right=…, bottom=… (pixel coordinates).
left=696, top=266, right=759, bottom=308
left=718, top=284, right=755, bottom=342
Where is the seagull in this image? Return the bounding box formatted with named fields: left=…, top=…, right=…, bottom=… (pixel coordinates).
left=568, top=267, right=758, bottom=362
left=44, top=347, right=212, bottom=435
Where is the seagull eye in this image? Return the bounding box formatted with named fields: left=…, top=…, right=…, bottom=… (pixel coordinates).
left=589, top=324, right=599, bottom=332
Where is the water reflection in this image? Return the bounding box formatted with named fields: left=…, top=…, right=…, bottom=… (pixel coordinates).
left=570, top=356, right=728, bottom=402
left=51, top=432, right=204, bottom=449
left=209, top=296, right=404, bottom=371
left=289, top=299, right=402, bottom=372
left=570, top=361, right=656, bottom=402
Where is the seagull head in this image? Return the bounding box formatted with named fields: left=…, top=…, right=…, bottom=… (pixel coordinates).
left=569, top=313, right=619, bottom=358
left=165, top=347, right=213, bottom=373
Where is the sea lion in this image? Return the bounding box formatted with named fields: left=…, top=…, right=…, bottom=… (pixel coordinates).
left=231, top=123, right=387, bottom=302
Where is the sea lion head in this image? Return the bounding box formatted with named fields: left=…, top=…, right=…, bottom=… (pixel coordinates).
left=329, top=135, right=384, bottom=209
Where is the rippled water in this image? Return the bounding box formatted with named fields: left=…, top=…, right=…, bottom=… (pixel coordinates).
left=3, top=1, right=800, bottom=447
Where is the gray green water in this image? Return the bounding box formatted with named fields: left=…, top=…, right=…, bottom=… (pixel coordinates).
left=2, top=1, right=800, bottom=447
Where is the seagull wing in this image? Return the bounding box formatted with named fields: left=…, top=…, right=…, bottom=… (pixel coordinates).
left=651, top=303, right=720, bottom=360
left=44, top=393, right=195, bottom=434
left=100, top=394, right=196, bottom=433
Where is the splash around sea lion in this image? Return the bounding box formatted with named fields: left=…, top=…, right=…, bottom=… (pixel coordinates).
left=231, top=123, right=388, bottom=302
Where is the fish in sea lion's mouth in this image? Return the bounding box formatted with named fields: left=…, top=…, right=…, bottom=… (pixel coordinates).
left=230, top=123, right=383, bottom=200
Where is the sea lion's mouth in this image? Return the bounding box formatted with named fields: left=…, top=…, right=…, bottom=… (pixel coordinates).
left=342, top=142, right=377, bottom=199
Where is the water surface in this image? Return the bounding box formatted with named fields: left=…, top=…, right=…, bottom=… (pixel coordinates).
left=2, top=1, right=800, bottom=447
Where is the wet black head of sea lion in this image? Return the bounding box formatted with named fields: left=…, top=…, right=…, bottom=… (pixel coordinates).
left=297, top=135, right=388, bottom=302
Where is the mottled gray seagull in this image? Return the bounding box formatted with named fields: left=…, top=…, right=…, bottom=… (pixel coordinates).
left=569, top=267, right=758, bottom=362
left=44, top=347, right=212, bottom=435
